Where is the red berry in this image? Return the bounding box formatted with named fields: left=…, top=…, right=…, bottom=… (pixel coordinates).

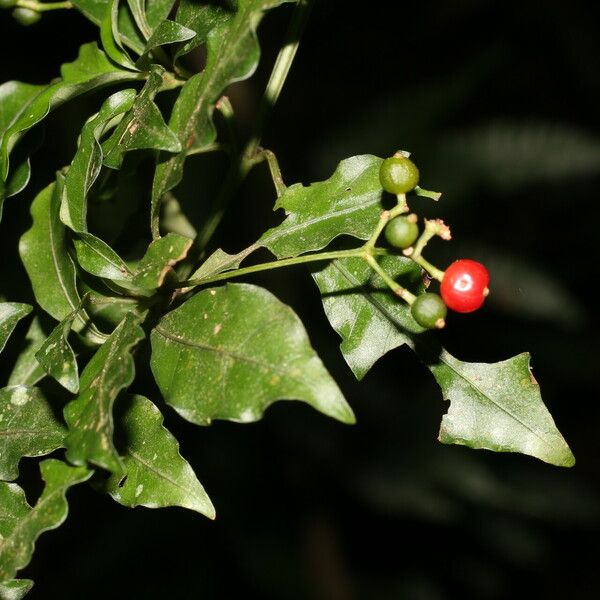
left=440, top=259, right=490, bottom=313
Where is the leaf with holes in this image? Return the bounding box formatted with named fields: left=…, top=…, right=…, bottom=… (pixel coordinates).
left=0, top=387, right=67, bottom=481
left=106, top=395, right=214, bottom=517
left=64, top=313, right=145, bottom=474
left=311, top=254, right=424, bottom=379
left=259, top=155, right=384, bottom=258
left=0, top=460, right=91, bottom=581
left=430, top=350, right=575, bottom=467
left=151, top=283, right=354, bottom=425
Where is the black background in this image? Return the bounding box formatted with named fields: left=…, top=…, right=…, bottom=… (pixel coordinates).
left=1, top=1, right=600, bottom=598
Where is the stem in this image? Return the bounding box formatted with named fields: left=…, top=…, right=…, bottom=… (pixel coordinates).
left=176, top=247, right=393, bottom=289
left=365, top=255, right=416, bottom=304
left=16, top=0, right=72, bottom=10
left=259, top=148, right=286, bottom=197
left=364, top=194, right=409, bottom=250
left=215, top=96, right=239, bottom=152
left=411, top=255, right=445, bottom=281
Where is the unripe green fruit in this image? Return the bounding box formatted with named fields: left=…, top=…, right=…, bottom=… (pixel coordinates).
left=385, top=216, right=419, bottom=249
left=0, top=0, right=17, bottom=9
left=411, top=293, right=447, bottom=329
left=12, top=7, right=41, bottom=25
left=379, top=156, right=420, bottom=194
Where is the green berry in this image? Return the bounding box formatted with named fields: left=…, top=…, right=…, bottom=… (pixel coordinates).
left=411, top=293, right=447, bottom=329
left=379, top=156, right=420, bottom=194
left=12, top=7, right=41, bottom=25
left=0, top=0, right=17, bottom=8
left=385, top=216, right=419, bottom=249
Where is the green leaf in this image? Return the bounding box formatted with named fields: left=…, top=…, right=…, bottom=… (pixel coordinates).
left=0, top=578, right=34, bottom=600
left=1, top=43, right=140, bottom=181
left=0, top=304, right=32, bottom=355
left=106, top=395, right=215, bottom=517
left=0, top=459, right=91, bottom=581
left=64, top=313, right=145, bottom=473
left=0, top=387, right=67, bottom=481
left=61, top=89, right=137, bottom=232
left=126, top=0, right=152, bottom=40
left=19, top=179, right=104, bottom=344
left=311, top=254, right=424, bottom=379
left=100, top=0, right=138, bottom=70
left=35, top=309, right=80, bottom=394
left=7, top=318, right=46, bottom=387
left=259, top=155, right=384, bottom=258
left=429, top=350, right=575, bottom=467
left=151, top=0, right=294, bottom=237
left=102, top=66, right=181, bottom=170
left=131, top=233, right=192, bottom=290
left=138, top=20, right=196, bottom=66
left=187, top=246, right=256, bottom=282
left=151, top=283, right=354, bottom=425
left=72, top=232, right=134, bottom=283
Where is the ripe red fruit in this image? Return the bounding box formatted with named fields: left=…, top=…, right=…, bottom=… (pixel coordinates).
left=441, top=259, right=490, bottom=313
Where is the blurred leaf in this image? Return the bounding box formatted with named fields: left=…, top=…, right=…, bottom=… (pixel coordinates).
left=35, top=308, right=80, bottom=394
left=0, top=386, right=67, bottom=481
left=151, top=282, right=354, bottom=425
left=0, top=304, right=32, bottom=355
left=259, top=155, right=384, bottom=258
left=131, top=233, right=192, bottom=290
left=151, top=0, right=294, bottom=237
left=7, top=318, right=46, bottom=387
left=61, top=89, right=137, bottom=232
left=430, top=350, right=575, bottom=467
left=311, top=255, right=424, bottom=379
left=0, top=579, right=33, bottom=600
left=0, top=43, right=140, bottom=181
left=19, top=178, right=104, bottom=344
left=0, top=460, right=91, bottom=581
left=106, top=395, right=215, bottom=517
left=102, top=66, right=181, bottom=170
left=100, top=0, right=138, bottom=69
left=64, top=313, right=145, bottom=474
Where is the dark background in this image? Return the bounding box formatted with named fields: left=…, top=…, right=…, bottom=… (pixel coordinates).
left=1, top=1, right=600, bottom=598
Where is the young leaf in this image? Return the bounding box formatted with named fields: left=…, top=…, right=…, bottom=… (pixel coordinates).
left=106, top=395, right=215, bottom=517
left=64, top=313, right=145, bottom=474
left=61, top=88, right=137, bottom=232
left=102, top=66, right=182, bottom=170
left=0, top=459, right=91, bottom=581
left=19, top=178, right=104, bottom=344
left=151, top=0, right=295, bottom=237
left=138, top=20, right=196, bottom=67
left=259, top=155, right=384, bottom=258
left=130, top=233, right=192, bottom=290
left=0, top=386, right=67, bottom=481
left=0, top=303, right=32, bottom=355
left=0, top=579, right=33, bottom=600
left=35, top=308, right=80, bottom=394
left=430, top=351, right=575, bottom=467
left=311, top=254, right=424, bottom=380
left=100, top=0, right=138, bottom=70
left=7, top=318, right=46, bottom=387
left=151, top=283, right=355, bottom=425
left=1, top=43, right=141, bottom=181
left=187, top=246, right=258, bottom=282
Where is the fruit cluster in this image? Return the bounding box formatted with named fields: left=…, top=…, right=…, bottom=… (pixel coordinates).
left=377, top=154, right=489, bottom=329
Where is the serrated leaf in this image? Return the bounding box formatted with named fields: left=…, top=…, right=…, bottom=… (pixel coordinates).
left=259, top=155, right=384, bottom=258
left=102, top=66, right=181, bottom=170
left=0, top=387, right=67, bottom=481
left=131, top=233, right=192, bottom=290
left=7, top=318, right=46, bottom=387
left=19, top=178, right=104, bottom=344
left=64, top=313, right=145, bottom=473
left=0, top=459, right=91, bottom=581
left=151, top=282, right=354, bottom=425
left=430, top=350, right=575, bottom=467
left=1, top=43, right=140, bottom=181
left=72, top=0, right=176, bottom=55
left=106, top=395, right=214, bottom=517
left=0, top=579, right=33, bottom=600
left=61, top=89, right=137, bottom=232
left=0, top=304, right=32, bottom=355
left=100, top=0, right=138, bottom=70
left=35, top=308, right=80, bottom=394
left=151, top=0, right=294, bottom=237
left=311, top=255, right=424, bottom=379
